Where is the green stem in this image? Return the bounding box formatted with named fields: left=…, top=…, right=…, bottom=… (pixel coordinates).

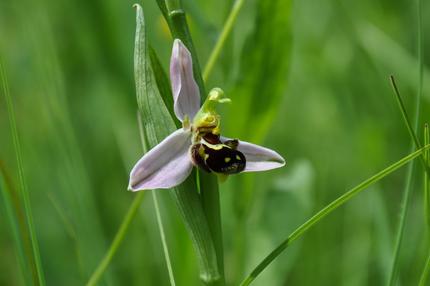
left=240, top=145, right=430, bottom=286
left=160, top=1, right=225, bottom=284
left=425, top=124, right=430, bottom=232
left=152, top=191, right=176, bottom=286
left=1, top=60, right=46, bottom=286
left=159, top=0, right=206, bottom=98
left=86, top=193, right=145, bottom=286
left=199, top=172, right=225, bottom=286
left=203, top=0, right=246, bottom=82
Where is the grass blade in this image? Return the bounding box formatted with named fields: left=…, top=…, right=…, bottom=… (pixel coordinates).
left=151, top=191, right=176, bottom=286
left=425, top=124, right=430, bottom=230
left=137, top=109, right=176, bottom=286
left=202, top=0, right=246, bottom=81
left=387, top=0, right=424, bottom=282
left=86, top=193, right=145, bottom=286
left=420, top=124, right=430, bottom=286
left=1, top=60, right=46, bottom=286
left=240, top=145, right=430, bottom=286
left=0, top=165, right=31, bottom=285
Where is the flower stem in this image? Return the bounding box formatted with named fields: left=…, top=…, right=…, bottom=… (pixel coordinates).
left=86, top=192, right=145, bottom=286
left=199, top=172, right=225, bottom=286
left=203, top=0, right=246, bottom=82
left=240, top=145, right=430, bottom=286
left=156, top=2, right=225, bottom=284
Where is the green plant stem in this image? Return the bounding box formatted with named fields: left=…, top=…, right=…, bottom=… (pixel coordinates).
left=161, top=1, right=225, bottom=284
left=1, top=61, right=46, bottom=286
left=203, top=0, right=246, bottom=82
left=86, top=193, right=144, bottom=286
left=152, top=191, right=176, bottom=286
left=159, top=0, right=206, bottom=98
left=240, top=145, right=430, bottom=286
left=199, top=172, right=225, bottom=286
left=425, top=124, right=430, bottom=231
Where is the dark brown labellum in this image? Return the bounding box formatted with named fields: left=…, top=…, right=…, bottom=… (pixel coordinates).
left=190, top=138, right=246, bottom=174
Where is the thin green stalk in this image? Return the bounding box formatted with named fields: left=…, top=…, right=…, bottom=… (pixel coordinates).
left=140, top=107, right=176, bottom=286
left=203, top=0, right=246, bottom=81
left=158, top=0, right=206, bottom=98
left=419, top=251, right=430, bottom=286
left=387, top=154, right=415, bottom=286
left=0, top=171, right=31, bottom=285
left=199, top=172, right=225, bottom=286
left=240, top=145, right=430, bottom=286
left=1, top=61, right=46, bottom=286
left=86, top=192, right=144, bottom=286
left=425, top=124, right=430, bottom=231
left=387, top=1, right=424, bottom=282
left=152, top=192, right=176, bottom=286
left=420, top=124, right=430, bottom=286
left=389, top=76, right=427, bottom=172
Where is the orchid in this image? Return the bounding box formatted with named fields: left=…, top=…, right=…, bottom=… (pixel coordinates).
left=128, top=39, right=285, bottom=191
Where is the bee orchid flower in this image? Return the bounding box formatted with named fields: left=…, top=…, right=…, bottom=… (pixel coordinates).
left=128, top=39, right=285, bottom=191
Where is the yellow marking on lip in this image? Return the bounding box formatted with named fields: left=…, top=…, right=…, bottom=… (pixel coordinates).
left=224, top=157, right=231, bottom=163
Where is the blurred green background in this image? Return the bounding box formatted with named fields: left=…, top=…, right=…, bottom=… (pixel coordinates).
left=1, top=0, right=430, bottom=285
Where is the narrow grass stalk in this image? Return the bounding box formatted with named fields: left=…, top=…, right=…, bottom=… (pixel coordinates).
left=86, top=192, right=145, bottom=286
left=387, top=156, right=415, bottom=286
left=152, top=191, right=176, bottom=286
left=139, top=109, right=176, bottom=286
left=389, top=76, right=427, bottom=171
left=419, top=252, right=430, bottom=286
left=0, top=170, right=31, bottom=285
left=1, top=61, right=46, bottom=286
left=203, top=0, right=246, bottom=81
left=387, top=1, right=424, bottom=282
left=420, top=124, right=430, bottom=286
left=425, top=124, right=430, bottom=231
left=240, top=145, right=430, bottom=286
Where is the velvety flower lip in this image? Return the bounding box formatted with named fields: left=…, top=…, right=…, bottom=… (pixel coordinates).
left=220, top=137, right=285, bottom=172
left=128, top=39, right=286, bottom=192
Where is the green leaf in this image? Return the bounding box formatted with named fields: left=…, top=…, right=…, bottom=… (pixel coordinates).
left=133, top=5, right=220, bottom=283
left=148, top=45, right=179, bottom=129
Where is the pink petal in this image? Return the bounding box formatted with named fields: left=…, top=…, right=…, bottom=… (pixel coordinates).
left=170, top=39, right=201, bottom=121
left=221, top=137, right=285, bottom=172
left=129, top=129, right=193, bottom=191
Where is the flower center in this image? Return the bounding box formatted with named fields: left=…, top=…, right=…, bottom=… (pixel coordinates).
left=187, top=88, right=246, bottom=175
